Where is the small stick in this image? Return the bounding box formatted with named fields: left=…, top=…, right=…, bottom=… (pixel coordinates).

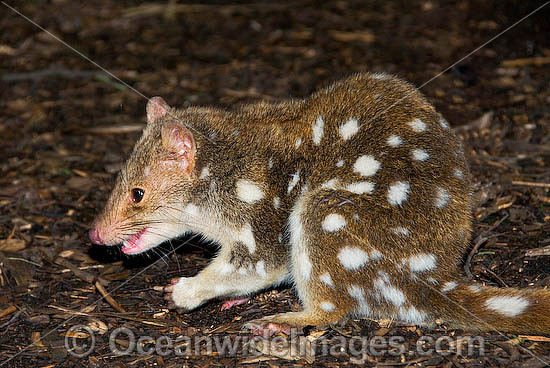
left=501, top=56, right=550, bottom=68
left=525, top=246, right=550, bottom=257
left=84, top=125, right=145, bottom=134
left=464, top=214, right=509, bottom=278
left=482, top=265, right=509, bottom=288
left=0, top=309, right=24, bottom=329
left=0, top=305, right=17, bottom=319
left=95, top=281, right=127, bottom=313
left=40, top=247, right=109, bottom=286
left=48, top=304, right=92, bottom=317
left=0, top=226, right=16, bottom=249
left=511, top=180, right=550, bottom=188
left=464, top=236, right=488, bottom=279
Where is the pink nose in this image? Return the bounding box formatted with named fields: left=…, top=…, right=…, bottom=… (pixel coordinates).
left=89, top=228, right=104, bottom=245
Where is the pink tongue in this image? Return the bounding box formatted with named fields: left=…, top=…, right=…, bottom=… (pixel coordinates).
left=121, top=242, right=141, bottom=254
left=121, top=228, right=147, bottom=254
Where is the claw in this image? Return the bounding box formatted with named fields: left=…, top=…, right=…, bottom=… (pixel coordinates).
left=220, top=297, right=251, bottom=311
left=242, top=318, right=295, bottom=337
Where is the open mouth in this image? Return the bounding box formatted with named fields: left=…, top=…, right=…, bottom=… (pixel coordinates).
left=121, top=228, right=148, bottom=254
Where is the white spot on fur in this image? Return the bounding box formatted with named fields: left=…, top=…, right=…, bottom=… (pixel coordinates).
left=434, top=187, right=450, bottom=208
left=338, top=246, right=369, bottom=270
left=320, top=273, right=333, bottom=287
left=374, top=274, right=406, bottom=306
left=273, top=196, right=280, bottom=209
left=440, top=118, right=450, bottom=129
left=320, top=301, right=335, bottom=312
left=289, top=195, right=312, bottom=283
left=392, top=227, right=410, bottom=237
left=371, top=72, right=388, bottom=80
left=412, top=148, right=429, bottom=161
left=336, top=159, right=344, bottom=167
left=237, top=267, right=248, bottom=275
left=236, top=179, right=264, bottom=203
left=346, top=181, right=375, bottom=195
left=441, top=281, right=458, bottom=293
left=353, top=155, right=381, bottom=177
left=236, top=223, right=256, bottom=253
left=216, top=262, right=235, bottom=275
left=387, top=181, right=410, bottom=206
left=408, top=118, right=427, bottom=132
left=347, top=285, right=371, bottom=316
left=485, top=296, right=530, bottom=317
left=287, top=170, right=300, bottom=194
left=144, top=167, right=150, bottom=177
left=387, top=134, right=403, bottom=147
left=278, top=233, right=283, bottom=243
left=268, top=157, right=274, bottom=169
left=469, top=285, right=482, bottom=292
left=321, top=178, right=340, bottom=190
left=295, top=138, right=302, bottom=148
left=312, top=116, right=324, bottom=145
left=184, top=203, right=200, bottom=218
left=322, top=214, right=347, bottom=232
left=406, top=253, right=437, bottom=272
left=370, top=249, right=382, bottom=260
left=199, top=166, right=210, bottom=180
left=255, top=261, right=267, bottom=277
left=454, top=168, right=463, bottom=179
left=427, top=277, right=438, bottom=285
left=399, top=306, right=426, bottom=324
left=339, top=118, right=360, bottom=140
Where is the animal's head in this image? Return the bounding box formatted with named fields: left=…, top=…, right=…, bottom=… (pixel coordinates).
left=89, top=97, right=200, bottom=254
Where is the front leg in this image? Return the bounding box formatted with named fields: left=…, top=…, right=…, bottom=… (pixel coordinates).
left=164, top=244, right=288, bottom=311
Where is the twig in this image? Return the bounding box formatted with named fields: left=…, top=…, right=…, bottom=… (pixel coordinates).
left=6, top=257, right=42, bottom=267
left=122, top=3, right=287, bottom=18
left=482, top=265, right=509, bottom=288
left=48, top=304, right=92, bottom=317
left=0, top=305, right=17, bottom=319
left=501, top=56, right=550, bottom=68
left=83, top=124, right=145, bottom=135
left=464, top=214, right=509, bottom=278
left=0, top=309, right=24, bottom=330
left=39, top=247, right=109, bottom=286
left=0, top=226, right=16, bottom=249
left=525, top=245, right=550, bottom=257
left=511, top=180, right=550, bottom=188
left=95, top=281, right=127, bottom=313
left=464, top=236, right=489, bottom=279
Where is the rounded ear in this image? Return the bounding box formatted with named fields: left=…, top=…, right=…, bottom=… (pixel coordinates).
left=161, top=124, right=196, bottom=171
left=146, top=97, right=170, bottom=124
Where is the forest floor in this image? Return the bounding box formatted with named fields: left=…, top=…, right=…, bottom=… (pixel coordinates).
left=1, top=0, right=550, bottom=367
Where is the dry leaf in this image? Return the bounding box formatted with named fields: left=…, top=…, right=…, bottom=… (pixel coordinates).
left=0, top=239, right=26, bottom=252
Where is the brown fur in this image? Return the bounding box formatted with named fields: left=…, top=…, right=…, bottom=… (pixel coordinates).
left=91, top=73, right=550, bottom=335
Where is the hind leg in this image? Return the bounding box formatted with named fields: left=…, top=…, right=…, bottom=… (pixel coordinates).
left=244, top=190, right=381, bottom=335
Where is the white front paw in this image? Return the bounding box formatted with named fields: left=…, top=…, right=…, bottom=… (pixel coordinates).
left=171, top=277, right=204, bottom=310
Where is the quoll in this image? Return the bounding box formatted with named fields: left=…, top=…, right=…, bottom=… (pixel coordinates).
left=90, top=73, right=550, bottom=335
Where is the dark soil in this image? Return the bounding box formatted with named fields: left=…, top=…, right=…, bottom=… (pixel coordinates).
left=1, top=0, right=550, bottom=367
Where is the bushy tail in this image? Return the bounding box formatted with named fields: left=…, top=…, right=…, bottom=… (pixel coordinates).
left=440, top=283, right=550, bottom=334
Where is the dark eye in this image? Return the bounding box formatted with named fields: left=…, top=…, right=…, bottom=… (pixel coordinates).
left=131, top=188, right=145, bottom=203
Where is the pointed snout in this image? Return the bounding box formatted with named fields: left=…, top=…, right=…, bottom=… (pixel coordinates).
left=88, top=228, right=104, bottom=245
